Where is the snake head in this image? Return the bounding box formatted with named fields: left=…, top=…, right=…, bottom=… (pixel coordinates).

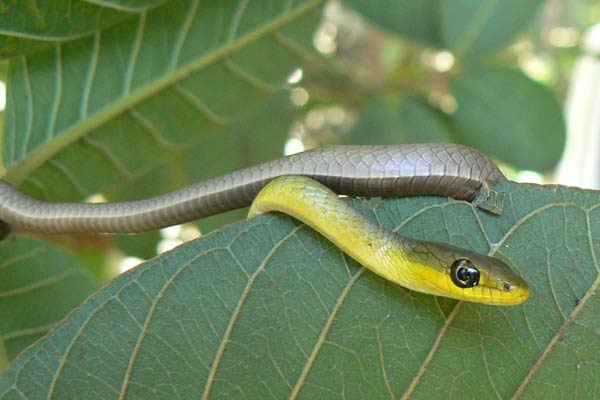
left=404, top=241, right=530, bottom=305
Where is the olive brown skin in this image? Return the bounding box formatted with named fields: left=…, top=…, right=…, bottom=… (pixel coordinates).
left=0, top=143, right=506, bottom=234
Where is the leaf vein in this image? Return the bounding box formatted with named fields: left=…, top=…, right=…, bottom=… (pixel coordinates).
left=123, top=12, right=146, bottom=95
left=6, top=0, right=325, bottom=183
left=46, top=284, right=133, bottom=399
left=82, top=136, right=134, bottom=180
left=227, top=0, right=250, bottom=43
left=46, top=45, right=62, bottom=142
left=0, top=246, right=43, bottom=270
left=80, top=31, right=101, bottom=120
left=511, top=275, right=600, bottom=398
left=129, top=108, right=181, bottom=150
left=82, top=0, right=145, bottom=13
left=400, top=302, right=464, bottom=399
left=20, top=56, right=33, bottom=160
left=376, top=315, right=396, bottom=400
left=224, top=57, right=277, bottom=93
left=173, top=83, right=229, bottom=125
left=1, top=323, right=57, bottom=341
left=192, top=271, right=225, bottom=341
left=201, top=225, right=303, bottom=400
left=0, top=269, right=79, bottom=298
left=511, top=204, right=600, bottom=398
left=289, top=267, right=365, bottom=399
left=480, top=335, right=503, bottom=399
left=117, top=249, right=221, bottom=399
left=168, top=0, right=200, bottom=70
left=266, top=343, right=293, bottom=390
left=273, top=30, right=313, bottom=60
left=23, top=176, right=51, bottom=200
left=6, top=77, right=17, bottom=166
left=47, top=159, right=89, bottom=196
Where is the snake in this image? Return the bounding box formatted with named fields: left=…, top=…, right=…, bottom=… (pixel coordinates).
left=0, top=143, right=529, bottom=305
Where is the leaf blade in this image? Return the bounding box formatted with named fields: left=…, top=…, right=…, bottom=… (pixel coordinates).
left=438, top=0, right=544, bottom=61
left=451, top=67, right=566, bottom=171
left=2, top=183, right=599, bottom=399
left=0, top=237, right=99, bottom=372
left=0, top=1, right=165, bottom=59
left=343, top=0, right=439, bottom=47
left=4, top=0, right=322, bottom=195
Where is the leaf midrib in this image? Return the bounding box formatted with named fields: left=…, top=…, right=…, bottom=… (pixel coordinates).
left=5, top=0, right=325, bottom=185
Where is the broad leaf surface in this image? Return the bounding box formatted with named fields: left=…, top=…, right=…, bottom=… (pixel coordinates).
left=112, top=91, right=296, bottom=257
left=3, top=0, right=322, bottom=198
left=0, top=237, right=99, bottom=370
left=342, top=0, right=542, bottom=61
left=0, top=0, right=167, bottom=59
left=438, top=0, right=545, bottom=61
left=348, top=96, right=454, bottom=144
left=1, top=182, right=598, bottom=399
left=451, top=67, right=566, bottom=171
left=342, top=0, right=439, bottom=47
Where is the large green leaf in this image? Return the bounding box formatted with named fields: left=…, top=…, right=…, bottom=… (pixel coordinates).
left=3, top=0, right=322, bottom=199
left=438, top=0, right=545, bottom=61
left=451, top=66, right=565, bottom=171
left=0, top=237, right=99, bottom=371
left=341, top=0, right=542, bottom=60
left=112, top=91, right=295, bottom=258
left=348, top=96, right=454, bottom=144
left=1, top=181, right=598, bottom=398
left=0, top=0, right=169, bottom=59
left=342, top=0, right=439, bottom=47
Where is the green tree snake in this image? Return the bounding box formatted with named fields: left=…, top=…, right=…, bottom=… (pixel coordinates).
left=0, top=143, right=529, bottom=305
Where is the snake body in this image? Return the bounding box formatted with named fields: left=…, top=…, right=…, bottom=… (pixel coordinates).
left=0, top=143, right=505, bottom=234
left=250, top=176, right=528, bottom=305
left=0, top=143, right=529, bottom=305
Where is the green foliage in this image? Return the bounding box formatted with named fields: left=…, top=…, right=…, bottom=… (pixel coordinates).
left=341, top=0, right=564, bottom=172
left=343, top=0, right=438, bottom=46
left=2, top=183, right=600, bottom=398
left=452, top=67, right=565, bottom=170
left=438, top=0, right=545, bottom=61
left=0, top=0, right=586, bottom=398
left=0, top=237, right=98, bottom=367
left=0, top=0, right=324, bottom=370
left=348, top=96, right=454, bottom=144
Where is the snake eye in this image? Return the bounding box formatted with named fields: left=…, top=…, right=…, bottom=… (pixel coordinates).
left=450, top=258, right=480, bottom=288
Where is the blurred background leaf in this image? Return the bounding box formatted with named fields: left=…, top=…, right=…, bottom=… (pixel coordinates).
left=348, top=95, right=455, bottom=144
left=451, top=66, right=565, bottom=170
left=343, top=0, right=439, bottom=46
left=0, top=237, right=99, bottom=371
left=438, top=0, right=546, bottom=61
